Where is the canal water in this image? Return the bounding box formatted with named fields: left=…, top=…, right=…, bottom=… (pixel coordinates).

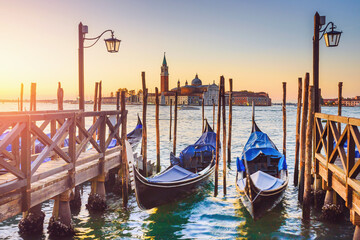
left=0, top=102, right=359, bottom=239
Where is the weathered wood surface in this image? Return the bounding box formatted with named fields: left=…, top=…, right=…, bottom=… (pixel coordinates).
left=314, top=112, right=360, bottom=225
left=0, top=109, right=125, bottom=222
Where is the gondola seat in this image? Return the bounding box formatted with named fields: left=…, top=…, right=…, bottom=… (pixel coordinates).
left=237, top=170, right=285, bottom=191
left=147, top=165, right=198, bottom=183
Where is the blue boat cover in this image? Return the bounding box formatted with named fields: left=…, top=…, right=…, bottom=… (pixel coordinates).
left=237, top=130, right=287, bottom=172
left=177, top=130, right=216, bottom=167
left=237, top=170, right=285, bottom=191
left=147, top=165, right=198, bottom=183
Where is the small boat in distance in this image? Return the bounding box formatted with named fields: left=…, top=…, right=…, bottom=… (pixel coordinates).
left=178, top=105, right=200, bottom=110
left=133, top=121, right=216, bottom=210
left=236, top=104, right=288, bottom=220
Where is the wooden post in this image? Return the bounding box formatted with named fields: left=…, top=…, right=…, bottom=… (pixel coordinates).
left=93, top=82, right=99, bottom=112
left=282, top=82, right=286, bottom=159
left=57, top=82, right=64, bottom=110
left=202, top=98, right=205, bottom=133
left=169, top=99, right=172, bottom=141
left=30, top=83, right=36, bottom=111
left=313, top=12, right=320, bottom=113
left=221, top=77, right=227, bottom=195
left=173, top=92, right=178, bottom=155
left=116, top=91, right=120, bottom=110
left=141, top=72, right=148, bottom=176
left=98, top=80, right=102, bottom=111
left=155, top=87, right=160, bottom=173
left=294, top=78, right=302, bottom=186
left=20, top=116, right=31, bottom=212
left=116, top=91, right=120, bottom=145
left=214, top=76, right=223, bottom=197
left=298, top=73, right=310, bottom=202
left=20, top=83, right=24, bottom=111
left=121, top=91, right=128, bottom=207
left=303, top=86, right=315, bottom=220
left=93, top=82, right=99, bottom=140
left=338, top=82, right=343, bottom=131
left=213, top=99, right=215, bottom=130
left=228, top=79, right=233, bottom=164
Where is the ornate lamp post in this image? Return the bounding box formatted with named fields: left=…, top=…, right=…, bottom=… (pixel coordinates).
left=78, top=22, right=120, bottom=112
left=313, top=12, right=342, bottom=112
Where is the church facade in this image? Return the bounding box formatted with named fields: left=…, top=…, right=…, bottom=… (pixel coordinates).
left=159, top=54, right=219, bottom=106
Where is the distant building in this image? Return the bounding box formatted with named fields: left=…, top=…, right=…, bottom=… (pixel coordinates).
left=227, top=91, right=271, bottom=106
left=159, top=53, right=219, bottom=106
left=323, top=96, right=360, bottom=107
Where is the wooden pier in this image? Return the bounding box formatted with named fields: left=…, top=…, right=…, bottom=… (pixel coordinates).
left=0, top=109, right=127, bottom=223
left=313, top=113, right=360, bottom=229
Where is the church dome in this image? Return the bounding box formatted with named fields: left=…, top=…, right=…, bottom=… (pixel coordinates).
left=191, top=74, right=202, bottom=86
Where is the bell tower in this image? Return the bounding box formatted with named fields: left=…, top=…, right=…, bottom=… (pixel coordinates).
left=160, top=53, right=169, bottom=93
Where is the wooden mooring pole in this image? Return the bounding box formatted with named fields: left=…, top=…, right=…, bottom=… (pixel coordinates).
left=98, top=81, right=102, bottom=112
left=221, top=78, right=227, bottom=195
left=298, top=73, right=310, bottom=202
left=228, top=78, right=233, bottom=164
left=213, top=99, right=215, bottom=130
left=282, top=82, right=286, bottom=160
left=214, top=76, right=223, bottom=197
left=294, top=78, right=302, bottom=186
left=155, top=87, right=161, bottom=173
left=338, top=82, right=343, bottom=131
left=141, top=72, right=148, bottom=176
left=30, top=83, right=36, bottom=111
left=93, top=82, right=99, bottom=140
left=202, top=97, right=205, bottom=133
left=173, top=92, right=178, bottom=155
left=169, top=99, right=172, bottom=141
left=303, top=86, right=314, bottom=220
left=121, top=91, right=128, bottom=207
left=57, top=82, right=64, bottom=110
left=20, top=83, right=24, bottom=111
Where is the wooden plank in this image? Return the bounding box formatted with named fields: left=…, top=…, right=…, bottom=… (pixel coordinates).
left=31, top=118, right=72, bottom=175
left=30, top=122, right=70, bottom=162
left=328, top=115, right=349, bottom=124
left=0, top=196, right=22, bottom=222
left=0, top=179, right=26, bottom=194
left=0, top=158, right=25, bottom=179
left=76, top=118, right=101, bottom=153
left=350, top=118, right=360, bottom=127
left=315, top=112, right=329, bottom=119
left=75, top=118, right=102, bottom=157
left=30, top=120, right=50, bottom=147
left=31, top=163, right=72, bottom=183
left=328, top=163, right=346, bottom=182
left=0, top=123, right=25, bottom=153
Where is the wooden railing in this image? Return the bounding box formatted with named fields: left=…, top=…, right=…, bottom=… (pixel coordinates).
left=314, top=113, right=360, bottom=219
left=0, top=109, right=126, bottom=216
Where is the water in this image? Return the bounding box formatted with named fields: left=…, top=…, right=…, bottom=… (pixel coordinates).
left=0, top=102, right=359, bottom=239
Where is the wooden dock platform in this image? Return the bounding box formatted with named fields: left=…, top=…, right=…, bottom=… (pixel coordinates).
left=314, top=113, right=360, bottom=225
left=0, top=109, right=127, bottom=222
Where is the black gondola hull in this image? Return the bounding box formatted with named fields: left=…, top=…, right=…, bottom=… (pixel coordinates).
left=134, top=166, right=214, bottom=210
left=236, top=174, right=288, bottom=220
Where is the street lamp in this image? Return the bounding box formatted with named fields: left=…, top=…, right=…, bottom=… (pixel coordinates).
left=78, top=22, right=121, bottom=113
left=313, top=12, right=342, bottom=112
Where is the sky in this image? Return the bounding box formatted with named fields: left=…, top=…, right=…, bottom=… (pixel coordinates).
left=0, top=0, right=359, bottom=102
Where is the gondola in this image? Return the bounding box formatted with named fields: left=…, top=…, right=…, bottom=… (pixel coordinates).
left=125, top=115, right=143, bottom=151
left=236, top=104, right=288, bottom=220
left=134, top=121, right=216, bottom=210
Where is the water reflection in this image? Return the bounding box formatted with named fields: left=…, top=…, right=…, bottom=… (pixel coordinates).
left=234, top=198, right=289, bottom=239
left=142, top=183, right=211, bottom=239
